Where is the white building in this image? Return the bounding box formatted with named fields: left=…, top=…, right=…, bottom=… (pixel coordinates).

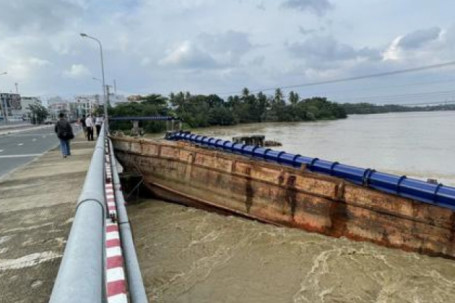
left=74, top=95, right=101, bottom=116
left=110, top=94, right=127, bottom=106
left=48, top=102, right=71, bottom=120
left=14, top=97, right=42, bottom=118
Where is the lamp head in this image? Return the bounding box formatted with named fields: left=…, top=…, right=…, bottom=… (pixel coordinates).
left=80, top=33, right=88, bottom=37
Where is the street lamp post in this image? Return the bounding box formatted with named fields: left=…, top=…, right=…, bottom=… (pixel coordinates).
left=0, top=72, right=8, bottom=122
left=93, top=77, right=112, bottom=109
left=92, top=77, right=105, bottom=109
left=80, top=33, right=107, bottom=118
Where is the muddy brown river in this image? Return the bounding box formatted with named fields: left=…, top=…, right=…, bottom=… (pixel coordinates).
left=127, top=112, right=455, bottom=303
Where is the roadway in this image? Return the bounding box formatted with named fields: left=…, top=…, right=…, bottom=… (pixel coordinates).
left=0, top=126, right=81, bottom=178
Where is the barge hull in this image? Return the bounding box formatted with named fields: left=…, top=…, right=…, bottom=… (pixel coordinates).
left=112, top=136, right=455, bottom=258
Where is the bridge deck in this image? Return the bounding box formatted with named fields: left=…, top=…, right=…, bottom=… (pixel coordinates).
left=0, top=133, right=94, bottom=303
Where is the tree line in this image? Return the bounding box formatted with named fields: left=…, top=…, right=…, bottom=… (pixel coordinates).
left=109, top=88, right=347, bottom=133
left=341, top=102, right=455, bottom=115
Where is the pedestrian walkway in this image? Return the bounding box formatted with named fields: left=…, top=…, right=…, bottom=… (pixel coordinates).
left=0, top=132, right=95, bottom=302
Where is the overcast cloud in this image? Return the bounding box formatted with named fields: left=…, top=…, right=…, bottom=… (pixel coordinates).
left=281, top=0, right=333, bottom=17
left=0, top=0, right=454, bottom=104
left=397, top=27, right=441, bottom=49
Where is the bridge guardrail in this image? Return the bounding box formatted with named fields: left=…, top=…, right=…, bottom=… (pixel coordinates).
left=108, top=138, right=148, bottom=302
left=50, top=124, right=107, bottom=303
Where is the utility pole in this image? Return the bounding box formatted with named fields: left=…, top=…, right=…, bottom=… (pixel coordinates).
left=106, top=85, right=110, bottom=111
left=80, top=33, right=107, bottom=119
left=1, top=95, right=7, bottom=122
left=15, top=83, right=18, bottom=94
left=0, top=72, right=7, bottom=122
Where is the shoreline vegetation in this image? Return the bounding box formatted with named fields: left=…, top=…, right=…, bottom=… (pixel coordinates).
left=109, top=88, right=455, bottom=133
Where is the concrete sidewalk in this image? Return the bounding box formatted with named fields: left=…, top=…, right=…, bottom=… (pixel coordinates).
left=0, top=133, right=95, bottom=302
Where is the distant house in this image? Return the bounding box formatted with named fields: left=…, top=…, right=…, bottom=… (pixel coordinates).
left=1, top=93, right=22, bottom=120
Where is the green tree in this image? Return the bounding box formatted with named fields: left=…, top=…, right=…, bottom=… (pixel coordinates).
left=28, top=104, right=48, bottom=124
left=274, top=88, right=284, bottom=104
left=289, top=91, right=300, bottom=106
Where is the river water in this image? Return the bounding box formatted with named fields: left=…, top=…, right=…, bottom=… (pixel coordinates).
left=128, top=111, right=455, bottom=302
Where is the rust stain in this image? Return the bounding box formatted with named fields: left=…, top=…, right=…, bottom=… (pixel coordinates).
left=244, top=167, right=253, bottom=213
left=111, top=136, right=455, bottom=259
left=285, top=175, right=297, bottom=219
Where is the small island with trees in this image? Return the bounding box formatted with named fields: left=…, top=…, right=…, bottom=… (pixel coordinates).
left=109, top=87, right=455, bottom=133
left=109, top=88, right=347, bottom=133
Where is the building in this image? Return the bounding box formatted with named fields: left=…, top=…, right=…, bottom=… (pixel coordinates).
left=47, top=101, right=71, bottom=120
left=0, top=93, right=21, bottom=120
left=127, top=95, right=143, bottom=103
left=0, top=94, right=44, bottom=121
left=73, top=95, right=102, bottom=116
left=15, top=97, right=42, bottom=118
left=110, top=94, right=127, bottom=106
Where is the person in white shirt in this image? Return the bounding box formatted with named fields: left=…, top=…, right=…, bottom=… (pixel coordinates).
left=85, top=115, right=95, bottom=141
left=95, top=115, right=104, bottom=137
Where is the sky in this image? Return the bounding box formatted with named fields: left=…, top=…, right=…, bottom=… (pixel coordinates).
left=0, top=0, right=455, bottom=104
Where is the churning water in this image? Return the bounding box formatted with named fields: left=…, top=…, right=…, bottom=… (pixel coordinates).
left=128, top=111, right=455, bottom=302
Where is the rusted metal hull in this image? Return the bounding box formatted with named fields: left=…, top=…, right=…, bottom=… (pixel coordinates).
left=112, top=136, right=455, bottom=258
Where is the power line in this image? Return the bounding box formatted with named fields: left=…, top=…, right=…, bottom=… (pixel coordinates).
left=219, top=61, right=455, bottom=96
left=299, top=78, right=455, bottom=97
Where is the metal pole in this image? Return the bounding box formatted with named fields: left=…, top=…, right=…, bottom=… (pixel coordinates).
left=92, top=77, right=104, bottom=106
left=0, top=72, right=8, bottom=122
left=80, top=34, right=107, bottom=119
left=106, top=85, right=110, bottom=109
left=108, top=139, right=148, bottom=303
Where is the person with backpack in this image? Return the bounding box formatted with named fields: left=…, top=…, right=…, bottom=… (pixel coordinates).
left=80, top=114, right=87, bottom=139
left=54, top=113, right=74, bottom=158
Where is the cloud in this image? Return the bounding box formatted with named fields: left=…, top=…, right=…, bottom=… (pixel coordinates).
left=159, top=41, right=219, bottom=69
left=298, top=26, right=319, bottom=35
left=247, top=56, right=265, bottom=67
left=257, top=2, right=266, bottom=11
left=0, top=1, right=453, bottom=101
left=281, top=0, right=333, bottom=16
left=397, top=27, right=441, bottom=49
left=197, top=31, right=254, bottom=64
left=286, top=36, right=381, bottom=68
left=158, top=30, right=254, bottom=70
left=63, top=64, right=91, bottom=78
left=0, top=53, right=51, bottom=81
left=0, top=0, right=83, bottom=34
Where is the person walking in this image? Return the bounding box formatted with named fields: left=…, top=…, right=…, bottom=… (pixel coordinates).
left=80, top=115, right=87, bottom=139
left=95, top=115, right=103, bottom=137
left=54, top=113, right=74, bottom=158
left=85, top=114, right=94, bottom=141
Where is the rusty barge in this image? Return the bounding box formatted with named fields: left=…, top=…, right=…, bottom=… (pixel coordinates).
left=111, top=132, right=455, bottom=259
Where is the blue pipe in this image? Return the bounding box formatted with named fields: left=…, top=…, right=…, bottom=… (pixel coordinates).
left=167, top=131, right=455, bottom=211
left=110, top=116, right=179, bottom=121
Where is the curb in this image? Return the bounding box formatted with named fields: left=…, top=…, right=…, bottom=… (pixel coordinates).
left=105, top=143, right=128, bottom=303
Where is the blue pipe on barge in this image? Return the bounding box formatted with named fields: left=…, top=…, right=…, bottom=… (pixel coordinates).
left=167, top=131, right=455, bottom=211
